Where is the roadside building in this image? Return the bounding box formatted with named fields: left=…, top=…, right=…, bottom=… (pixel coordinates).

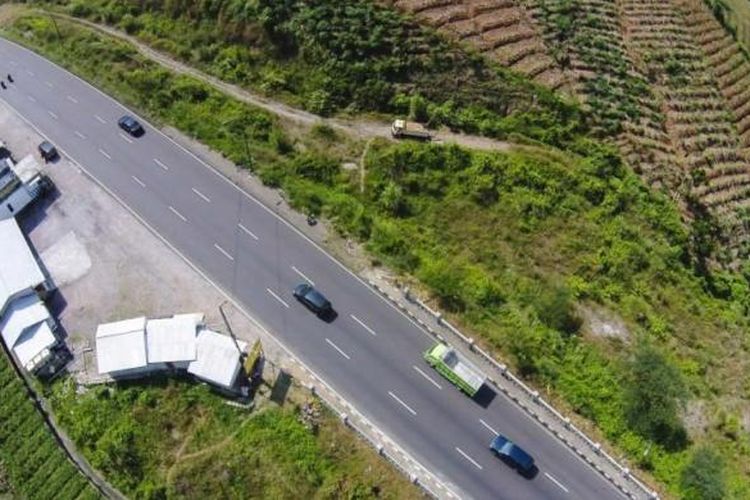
left=0, top=218, right=58, bottom=374
left=145, top=313, right=203, bottom=369
left=95, top=316, right=150, bottom=378
left=188, top=329, right=247, bottom=391
left=0, top=152, right=49, bottom=220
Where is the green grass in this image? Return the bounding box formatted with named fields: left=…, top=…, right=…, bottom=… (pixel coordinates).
left=45, top=376, right=419, bottom=499
left=5, top=7, right=750, bottom=499
left=0, top=348, right=98, bottom=500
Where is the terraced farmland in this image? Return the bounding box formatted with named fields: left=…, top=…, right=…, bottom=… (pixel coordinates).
left=0, top=349, right=98, bottom=500
left=389, top=0, right=568, bottom=89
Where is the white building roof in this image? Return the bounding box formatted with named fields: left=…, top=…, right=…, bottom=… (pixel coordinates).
left=0, top=218, right=45, bottom=313
left=188, top=329, right=246, bottom=389
left=146, top=313, right=203, bottom=364
left=0, top=293, right=50, bottom=348
left=96, top=316, right=147, bottom=374
left=14, top=321, right=56, bottom=370
left=11, top=154, right=41, bottom=184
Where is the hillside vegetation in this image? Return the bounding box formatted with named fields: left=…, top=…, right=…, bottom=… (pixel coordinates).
left=4, top=1, right=750, bottom=498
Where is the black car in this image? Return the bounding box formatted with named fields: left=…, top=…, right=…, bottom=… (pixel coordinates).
left=118, top=115, right=144, bottom=136
left=38, top=141, right=58, bottom=162
left=490, top=434, right=536, bottom=477
left=293, top=283, right=332, bottom=316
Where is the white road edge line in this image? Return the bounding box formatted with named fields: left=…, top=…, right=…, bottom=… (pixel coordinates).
left=237, top=222, right=259, bottom=240
left=350, top=314, right=377, bottom=336
left=26, top=95, right=35, bottom=103
left=479, top=418, right=499, bottom=436
left=455, top=447, right=483, bottom=470
left=119, top=132, right=133, bottom=144
left=192, top=187, right=211, bottom=203
left=413, top=365, right=442, bottom=389
left=213, top=243, right=234, bottom=261
left=388, top=391, right=417, bottom=416
left=98, top=148, right=111, bottom=160
left=545, top=473, right=570, bottom=493
left=266, top=288, right=289, bottom=308
left=66, top=95, right=78, bottom=104
left=94, top=114, right=106, bottom=124
left=291, top=265, right=315, bottom=286
left=153, top=158, right=169, bottom=171
left=47, top=110, right=57, bottom=120
left=325, top=338, right=351, bottom=360
left=168, top=206, right=187, bottom=222
left=74, top=130, right=86, bottom=139
left=0, top=39, right=463, bottom=499
left=131, top=175, right=145, bottom=188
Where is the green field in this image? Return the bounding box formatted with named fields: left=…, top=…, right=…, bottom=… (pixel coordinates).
left=0, top=348, right=98, bottom=500
left=3, top=2, right=750, bottom=498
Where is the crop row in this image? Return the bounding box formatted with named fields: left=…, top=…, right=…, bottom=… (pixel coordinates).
left=392, top=0, right=567, bottom=89
left=0, top=356, right=96, bottom=500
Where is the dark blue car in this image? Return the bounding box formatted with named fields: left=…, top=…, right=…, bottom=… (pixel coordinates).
left=293, top=283, right=332, bottom=316
left=490, top=434, right=536, bottom=476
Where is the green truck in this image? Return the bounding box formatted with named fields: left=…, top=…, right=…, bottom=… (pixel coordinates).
left=424, top=342, right=487, bottom=397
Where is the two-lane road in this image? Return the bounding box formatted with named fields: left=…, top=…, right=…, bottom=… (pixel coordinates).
left=0, top=37, right=623, bottom=499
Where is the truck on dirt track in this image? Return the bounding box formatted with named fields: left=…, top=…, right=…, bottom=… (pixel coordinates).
left=391, top=119, right=432, bottom=141
left=424, top=342, right=486, bottom=397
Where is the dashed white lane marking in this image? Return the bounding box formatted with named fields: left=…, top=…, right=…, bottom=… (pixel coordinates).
left=213, top=243, right=234, bottom=262
left=237, top=222, right=258, bottom=240
left=131, top=175, right=145, bottom=188
left=455, top=447, right=483, bottom=470
left=44, top=81, right=53, bottom=88
left=119, top=132, right=133, bottom=144
left=25, top=70, right=33, bottom=76
left=413, top=365, right=442, bottom=389
left=98, top=148, right=111, bottom=160
left=192, top=187, right=211, bottom=203
left=153, top=158, right=168, bottom=171
left=325, top=338, right=351, bottom=360
left=291, top=265, right=315, bottom=286
left=47, top=110, right=58, bottom=120
left=74, top=130, right=86, bottom=139
left=168, top=206, right=187, bottom=222
left=26, top=95, right=35, bottom=103
left=266, top=288, right=289, bottom=308
left=66, top=95, right=78, bottom=104
left=545, top=473, right=569, bottom=493
left=388, top=391, right=417, bottom=416
left=479, top=419, right=499, bottom=436
left=94, top=114, right=106, bottom=124
left=350, top=314, right=377, bottom=336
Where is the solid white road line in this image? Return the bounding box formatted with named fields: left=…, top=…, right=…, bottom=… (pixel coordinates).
left=74, top=130, right=86, bottom=139
left=47, top=110, right=57, bottom=120
left=119, top=132, right=133, bottom=144
left=350, top=314, right=377, bottom=336
left=213, top=243, right=234, bottom=261
left=291, top=265, right=315, bottom=286
left=168, top=206, right=187, bottom=222
left=26, top=95, right=35, bottom=103
left=325, top=338, right=351, bottom=360
left=66, top=95, right=78, bottom=104
left=153, top=158, right=169, bottom=171
left=94, top=114, right=106, bottom=124
left=237, top=222, right=259, bottom=240
left=413, top=365, right=442, bottom=389
left=545, top=473, right=570, bottom=493
left=131, top=175, right=145, bottom=188
left=98, top=148, right=111, bottom=160
left=388, top=391, right=417, bottom=416
left=479, top=418, right=499, bottom=436
left=266, top=288, right=289, bottom=308
left=192, top=187, right=211, bottom=203
left=455, top=447, right=483, bottom=470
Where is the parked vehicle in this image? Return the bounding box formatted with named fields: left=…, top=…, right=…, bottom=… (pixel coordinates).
left=391, top=119, right=432, bottom=141
left=424, top=342, right=486, bottom=397
left=118, top=115, right=144, bottom=137
left=293, top=283, right=333, bottom=316
left=490, top=434, right=536, bottom=476
left=37, top=141, right=58, bottom=162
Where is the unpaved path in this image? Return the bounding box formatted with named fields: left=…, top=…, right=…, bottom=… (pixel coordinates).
left=49, top=12, right=511, bottom=152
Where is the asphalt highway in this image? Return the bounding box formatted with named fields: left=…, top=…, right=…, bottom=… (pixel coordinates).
left=0, top=37, right=623, bottom=500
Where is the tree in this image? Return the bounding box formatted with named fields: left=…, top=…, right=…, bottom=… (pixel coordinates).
left=681, top=447, right=725, bottom=500
left=624, top=344, right=688, bottom=450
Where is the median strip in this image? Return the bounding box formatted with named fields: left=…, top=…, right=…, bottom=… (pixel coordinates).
left=455, top=447, right=483, bottom=470
left=325, top=338, right=351, bottom=360
left=388, top=391, right=417, bottom=416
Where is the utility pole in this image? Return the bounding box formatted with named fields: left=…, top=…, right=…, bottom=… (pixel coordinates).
left=219, top=302, right=246, bottom=360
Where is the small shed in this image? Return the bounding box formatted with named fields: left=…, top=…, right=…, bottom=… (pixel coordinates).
left=96, top=316, right=149, bottom=377
left=146, top=313, right=203, bottom=368
left=188, top=329, right=246, bottom=390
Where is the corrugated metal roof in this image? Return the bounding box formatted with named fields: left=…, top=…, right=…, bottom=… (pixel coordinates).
left=0, top=292, right=50, bottom=348
left=96, top=316, right=147, bottom=374
left=0, top=218, right=45, bottom=314
left=188, top=329, right=246, bottom=389
left=146, top=313, right=202, bottom=364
